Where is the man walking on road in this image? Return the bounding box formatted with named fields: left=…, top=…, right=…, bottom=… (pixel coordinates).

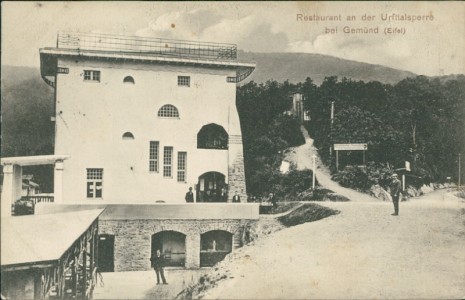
left=390, top=173, right=402, bottom=216
left=150, top=249, right=168, bottom=285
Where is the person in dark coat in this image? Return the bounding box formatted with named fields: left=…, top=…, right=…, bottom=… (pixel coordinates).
left=232, top=191, right=240, bottom=203
left=150, top=249, right=167, bottom=285
left=185, top=187, right=194, bottom=203
left=389, top=173, right=402, bottom=216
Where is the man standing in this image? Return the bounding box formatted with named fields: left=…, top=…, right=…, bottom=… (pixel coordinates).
left=232, top=191, right=241, bottom=203
left=269, top=192, right=277, bottom=209
left=150, top=249, right=168, bottom=285
left=185, top=187, right=194, bottom=203
left=389, top=173, right=402, bottom=216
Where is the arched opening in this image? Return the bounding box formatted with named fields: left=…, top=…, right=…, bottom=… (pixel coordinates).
left=122, top=132, right=135, bottom=140
left=123, top=76, right=135, bottom=84
left=151, top=231, right=186, bottom=267
left=158, top=104, right=179, bottom=118
left=197, top=124, right=228, bottom=149
left=200, top=230, right=233, bottom=267
left=197, top=172, right=227, bottom=202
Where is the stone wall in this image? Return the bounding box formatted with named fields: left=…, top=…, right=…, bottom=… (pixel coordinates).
left=99, top=219, right=251, bottom=271
left=228, top=151, right=247, bottom=202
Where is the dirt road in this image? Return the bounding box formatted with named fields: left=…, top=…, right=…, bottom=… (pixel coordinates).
left=285, top=126, right=375, bottom=202
left=204, top=190, right=465, bottom=299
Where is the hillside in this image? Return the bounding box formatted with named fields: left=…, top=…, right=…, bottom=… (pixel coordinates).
left=238, top=51, right=416, bottom=85
left=1, top=65, right=55, bottom=157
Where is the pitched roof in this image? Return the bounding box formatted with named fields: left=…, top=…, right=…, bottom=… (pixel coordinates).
left=1, top=209, right=103, bottom=268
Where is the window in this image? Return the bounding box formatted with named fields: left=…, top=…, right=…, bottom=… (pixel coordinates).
left=149, top=141, right=159, bottom=172
left=122, top=132, right=135, bottom=140
left=84, top=70, right=100, bottom=82
left=163, top=147, right=173, bottom=177
left=87, top=168, right=103, bottom=198
left=197, top=124, right=229, bottom=149
left=158, top=105, right=179, bottom=118
left=177, top=152, right=187, bottom=182
left=123, top=76, right=135, bottom=84
left=178, top=76, right=190, bottom=87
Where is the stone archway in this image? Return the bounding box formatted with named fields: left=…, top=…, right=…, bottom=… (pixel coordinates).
left=200, top=230, right=233, bottom=267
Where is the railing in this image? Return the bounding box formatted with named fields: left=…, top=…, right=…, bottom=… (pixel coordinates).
left=57, top=32, right=237, bottom=61
left=21, top=195, right=54, bottom=204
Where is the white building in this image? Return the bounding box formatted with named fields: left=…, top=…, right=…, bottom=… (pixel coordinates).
left=39, top=32, right=255, bottom=203
left=2, top=33, right=259, bottom=271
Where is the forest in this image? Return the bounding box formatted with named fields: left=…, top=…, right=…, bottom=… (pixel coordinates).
left=238, top=75, right=465, bottom=197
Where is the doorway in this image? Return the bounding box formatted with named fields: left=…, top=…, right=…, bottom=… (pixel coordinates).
left=197, top=172, right=227, bottom=202
left=97, top=234, right=114, bottom=272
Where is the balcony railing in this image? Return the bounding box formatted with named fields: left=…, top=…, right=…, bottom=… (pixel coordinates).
left=21, top=195, right=54, bottom=205
left=57, top=32, right=237, bottom=61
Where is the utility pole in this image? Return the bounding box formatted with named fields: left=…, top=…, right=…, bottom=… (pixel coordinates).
left=330, top=101, right=335, bottom=157
left=312, top=154, right=316, bottom=189
left=459, top=153, right=461, bottom=187
left=330, top=101, right=335, bottom=126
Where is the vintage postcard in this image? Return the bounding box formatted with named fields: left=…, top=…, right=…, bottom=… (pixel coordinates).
left=1, top=1, right=464, bottom=299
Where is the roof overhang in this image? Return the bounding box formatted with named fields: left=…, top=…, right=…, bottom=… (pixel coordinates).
left=1, top=155, right=70, bottom=166
left=40, top=47, right=255, bottom=70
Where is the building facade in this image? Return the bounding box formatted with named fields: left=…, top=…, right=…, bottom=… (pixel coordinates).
left=40, top=32, right=255, bottom=204
left=29, top=32, right=259, bottom=271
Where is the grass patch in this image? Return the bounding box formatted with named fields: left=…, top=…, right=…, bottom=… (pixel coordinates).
left=278, top=203, right=340, bottom=227
left=268, top=202, right=302, bottom=214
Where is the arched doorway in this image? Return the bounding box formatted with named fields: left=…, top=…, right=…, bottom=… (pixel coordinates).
left=151, top=231, right=186, bottom=267
left=197, top=172, right=227, bottom=202
left=200, top=230, right=233, bottom=267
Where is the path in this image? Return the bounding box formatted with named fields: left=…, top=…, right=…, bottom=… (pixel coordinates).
left=93, top=269, right=208, bottom=299
left=285, top=126, right=375, bottom=202
left=203, top=189, right=465, bottom=299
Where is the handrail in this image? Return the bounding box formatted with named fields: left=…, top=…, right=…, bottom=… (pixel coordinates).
left=20, top=195, right=54, bottom=204
left=57, top=32, right=237, bottom=61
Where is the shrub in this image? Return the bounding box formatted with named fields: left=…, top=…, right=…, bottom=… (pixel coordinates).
left=272, top=169, right=316, bottom=200
left=331, top=162, right=392, bottom=191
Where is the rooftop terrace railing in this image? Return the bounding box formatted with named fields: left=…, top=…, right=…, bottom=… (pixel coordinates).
left=57, top=32, right=237, bottom=61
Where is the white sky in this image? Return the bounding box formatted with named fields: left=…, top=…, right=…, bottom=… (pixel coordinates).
left=2, top=1, right=464, bottom=76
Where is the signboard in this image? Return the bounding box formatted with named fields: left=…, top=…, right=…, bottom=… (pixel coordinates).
left=405, top=161, right=411, bottom=171
left=334, top=143, right=367, bottom=151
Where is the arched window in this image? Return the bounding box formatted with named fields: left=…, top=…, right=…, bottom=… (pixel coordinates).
left=123, top=76, right=135, bottom=84
left=122, top=132, right=135, bottom=140
left=158, top=105, right=179, bottom=118
left=197, top=124, right=228, bottom=149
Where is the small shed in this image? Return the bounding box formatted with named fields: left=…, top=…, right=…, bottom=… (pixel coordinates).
left=1, top=209, right=103, bottom=299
